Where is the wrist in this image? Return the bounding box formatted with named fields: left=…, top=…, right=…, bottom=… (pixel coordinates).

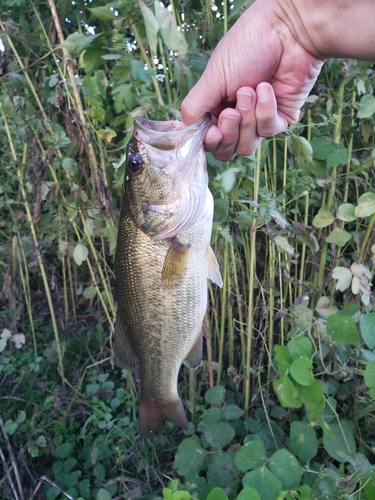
left=272, top=0, right=375, bottom=61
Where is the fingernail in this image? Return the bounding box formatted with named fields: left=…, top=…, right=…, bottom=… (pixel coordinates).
left=237, top=92, right=253, bottom=111
left=257, top=83, right=270, bottom=103
left=221, top=115, right=240, bottom=133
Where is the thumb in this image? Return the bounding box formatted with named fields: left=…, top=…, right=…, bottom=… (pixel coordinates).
left=180, top=73, right=224, bottom=125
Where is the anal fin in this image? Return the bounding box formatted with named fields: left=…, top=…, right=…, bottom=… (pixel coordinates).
left=162, top=237, right=190, bottom=286
left=183, top=330, right=202, bottom=369
left=114, top=313, right=139, bottom=370
left=205, top=246, right=223, bottom=287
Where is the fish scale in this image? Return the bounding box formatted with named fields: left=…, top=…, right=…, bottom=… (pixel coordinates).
left=114, top=114, right=222, bottom=437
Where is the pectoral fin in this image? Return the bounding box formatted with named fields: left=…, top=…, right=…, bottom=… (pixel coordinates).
left=162, top=238, right=190, bottom=286
left=205, top=246, right=223, bottom=287
left=114, top=313, right=139, bottom=370
left=183, top=330, right=202, bottom=369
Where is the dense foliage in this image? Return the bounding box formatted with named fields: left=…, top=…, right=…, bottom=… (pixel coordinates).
left=0, top=0, right=375, bottom=499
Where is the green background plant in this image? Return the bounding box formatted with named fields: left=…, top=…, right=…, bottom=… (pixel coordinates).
left=0, top=0, right=375, bottom=499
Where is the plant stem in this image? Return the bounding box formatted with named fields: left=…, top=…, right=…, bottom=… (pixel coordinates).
left=244, top=147, right=260, bottom=419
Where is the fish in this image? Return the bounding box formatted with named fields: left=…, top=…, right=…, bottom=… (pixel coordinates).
left=114, top=113, right=222, bottom=438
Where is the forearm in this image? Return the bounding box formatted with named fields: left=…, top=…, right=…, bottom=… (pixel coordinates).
left=274, top=0, right=375, bottom=61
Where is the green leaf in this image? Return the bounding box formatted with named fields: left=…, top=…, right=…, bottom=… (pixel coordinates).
left=355, top=192, right=375, bottom=217
left=202, top=407, right=222, bottom=425
left=73, top=243, right=89, bottom=266
left=360, top=314, right=375, bottom=349
left=154, top=0, right=188, bottom=57
left=290, top=356, right=315, bottom=386
left=236, top=487, right=261, bottom=500
left=311, top=137, right=332, bottom=160
left=243, top=466, right=283, bottom=500
left=297, top=379, right=325, bottom=416
left=288, top=134, right=313, bottom=162
left=139, top=0, right=159, bottom=54
left=325, top=228, right=352, bottom=247
left=204, top=422, right=235, bottom=448
left=206, top=487, right=229, bottom=500
left=60, top=33, right=101, bottom=54
left=364, top=360, right=375, bottom=389
left=326, top=147, right=349, bottom=168
left=234, top=439, right=267, bottom=472
left=173, top=438, right=206, bottom=477
left=206, top=452, right=238, bottom=489
left=268, top=449, right=302, bottom=490
left=222, top=404, right=244, bottom=420
left=312, top=208, right=335, bottom=228
left=96, top=489, right=112, bottom=500
left=290, top=421, right=318, bottom=462
left=327, top=314, right=360, bottom=344
left=273, top=376, right=302, bottom=408
left=205, top=385, right=226, bottom=406
left=80, top=47, right=105, bottom=74
left=62, top=157, right=78, bottom=176
left=55, top=443, right=73, bottom=459
left=332, top=266, right=352, bottom=292
left=322, top=420, right=356, bottom=462
left=357, top=93, right=375, bottom=118
left=274, top=345, right=291, bottom=376
left=287, top=337, right=312, bottom=359
left=130, top=59, right=153, bottom=83
left=217, top=167, right=240, bottom=193
left=315, top=296, right=338, bottom=319
left=336, top=203, right=357, bottom=222
left=88, top=6, right=117, bottom=21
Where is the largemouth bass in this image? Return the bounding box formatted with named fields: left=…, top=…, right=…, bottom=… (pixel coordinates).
left=114, top=113, right=222, bottom=437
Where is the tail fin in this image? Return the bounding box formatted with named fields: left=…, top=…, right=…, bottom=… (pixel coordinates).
left=139, top=394, right=188, bottom=438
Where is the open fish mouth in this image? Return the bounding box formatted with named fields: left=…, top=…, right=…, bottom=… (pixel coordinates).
left=133, top=113, right=212, bottom=153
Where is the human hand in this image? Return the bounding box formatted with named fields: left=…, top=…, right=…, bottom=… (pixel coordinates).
left=180, top=0, right=324, bottom=161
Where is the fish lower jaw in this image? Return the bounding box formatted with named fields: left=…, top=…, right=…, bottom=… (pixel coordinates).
left=138, top=393, right=188, bottom=438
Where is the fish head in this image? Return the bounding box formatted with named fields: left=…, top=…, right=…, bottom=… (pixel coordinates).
left=124, top=113, right=211, bottom=238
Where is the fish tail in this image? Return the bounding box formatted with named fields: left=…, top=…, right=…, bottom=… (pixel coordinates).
left=139, top=394, right=188, bottom=438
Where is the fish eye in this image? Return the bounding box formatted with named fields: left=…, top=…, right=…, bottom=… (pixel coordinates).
left=127, top=154, right=144, bottom=173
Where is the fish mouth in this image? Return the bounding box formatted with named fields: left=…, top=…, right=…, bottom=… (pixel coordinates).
left=133, top=113, right=212, bottom=151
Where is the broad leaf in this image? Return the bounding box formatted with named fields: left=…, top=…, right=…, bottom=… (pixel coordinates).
left=139, top=0, right=159, bottom=54
left=322, top=420, right=356, bottom=462
left=357, top=94, right=375, bottom=118
left=234, top=439, right=266, bottom=472
left=290, top=421, right=318, bottom=462
left=312, top=208, right=335, bottom=228
left=243, top=466, right=283, bottom=500
left=204, top=422, right=235, bottom=449
left=360, top=314, right=375, bottom=349
left=355, top=192, right=375, bottom=217
left=173, top=438, right=206, bottom=477
left=325, top=228, right=352, bottom=247
left=327, top=314, right=360, bottom=344
left=332, top=266, right=352, bottom=292
left=269, top=449, right=302, bottom=490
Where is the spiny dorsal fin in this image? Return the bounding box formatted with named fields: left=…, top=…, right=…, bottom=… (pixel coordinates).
left=114, top=313, right=139, bottom=370
left=183, top=330, right=202, bottom=370
left=205, top=246, right=223, bottom=287
left=162, top=238, right=190, bottom=286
